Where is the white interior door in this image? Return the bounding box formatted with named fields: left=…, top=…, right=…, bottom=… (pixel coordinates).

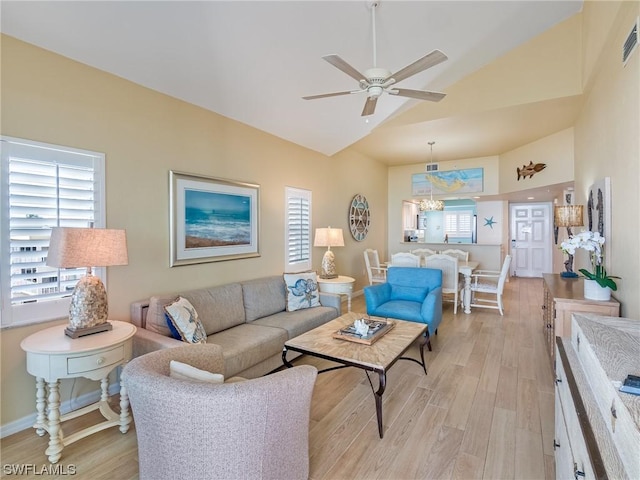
left=510, top=203, right=552, bottom=277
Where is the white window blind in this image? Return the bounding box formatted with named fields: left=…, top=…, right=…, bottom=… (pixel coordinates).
left=284, top=187, right=311, bottom=272
left=444, top=210, right=473, bottom=236
left=1, top=137, right=105, bottom=327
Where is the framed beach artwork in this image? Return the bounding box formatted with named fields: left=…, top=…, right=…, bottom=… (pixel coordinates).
left=169, top=171, right=260, bottom=266
left=412, top=168, right=484, bottom=196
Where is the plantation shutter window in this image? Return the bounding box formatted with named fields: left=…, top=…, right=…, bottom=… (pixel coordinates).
left=285, top=187, right=312, bottom=272
left=1, top=137, right=105, bottom=326
left=444, top=210, right=473, bottom=236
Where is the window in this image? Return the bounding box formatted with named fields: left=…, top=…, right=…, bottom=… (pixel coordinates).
left=444, top=209, right=473, bottom=237
left=284, top=187, right=311, bottom=272
left=1, top=137, right=105, bottom=327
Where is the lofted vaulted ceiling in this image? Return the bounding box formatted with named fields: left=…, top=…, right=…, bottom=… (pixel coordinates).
left=2, top=0, right=584, bottom=171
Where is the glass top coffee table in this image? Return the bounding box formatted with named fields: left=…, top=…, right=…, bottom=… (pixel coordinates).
left=282, top=312, right=428, bottom=438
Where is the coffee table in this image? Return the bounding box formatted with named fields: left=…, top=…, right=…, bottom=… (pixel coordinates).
left=282, top=312, right=428, bottom=438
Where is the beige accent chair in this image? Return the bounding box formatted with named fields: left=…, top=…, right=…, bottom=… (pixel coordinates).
left=122, top=344, right=317, bottom=480
left=425, top=254, right=460, bottom=314
left=363, top=248, right=387, bottom=285
left=468, top=255, right=512, bottom=315
left=390, top=252, right=421, bottom=267
left=411, top=248, right=438, bottom=266
left=441, top=248, right=469, bottom=262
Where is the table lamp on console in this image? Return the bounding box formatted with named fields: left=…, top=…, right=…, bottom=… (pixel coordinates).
left=46, top=226, right=128, bottom=338
left=554, top=204, right=583, bottom=278
left=314, top=227, right=344, bottom=279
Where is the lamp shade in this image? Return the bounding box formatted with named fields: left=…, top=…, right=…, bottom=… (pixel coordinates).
left=313, top=227, right=345, bottom=248
left=46, top=227, right=128, bottom=268
left=554, top=205, right=584, bottom=227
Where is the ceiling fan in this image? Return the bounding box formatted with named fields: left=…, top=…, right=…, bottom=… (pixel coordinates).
left=303, top=1, right=448, bottom=117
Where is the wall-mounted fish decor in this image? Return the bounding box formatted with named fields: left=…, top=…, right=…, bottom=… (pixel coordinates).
left=517, top=161, right=546, bottom=181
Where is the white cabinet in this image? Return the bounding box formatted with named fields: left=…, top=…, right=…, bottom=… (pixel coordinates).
left=554, top=314, right=640, bottom=479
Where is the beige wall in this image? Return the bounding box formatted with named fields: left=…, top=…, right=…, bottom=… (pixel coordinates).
left=574, top=1, right=640, bottom=318
left=499, top=128, right=575, bottom=194
left=0, top=36, right=387, bottom=427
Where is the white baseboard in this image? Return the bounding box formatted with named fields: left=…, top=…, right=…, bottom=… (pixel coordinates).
left=0, top=382, right=120, bottom=439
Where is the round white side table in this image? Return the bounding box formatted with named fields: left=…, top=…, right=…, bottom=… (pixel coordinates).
left=20, top=320, right=136, bottom=463
left=317, top=275, right=356, bottom=312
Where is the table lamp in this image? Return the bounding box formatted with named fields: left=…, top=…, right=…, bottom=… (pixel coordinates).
left=46, top=227, right=128, bottom=338
left=314, top=227, right=344, bottom=279
left=554, top=205, right=584, bottom=278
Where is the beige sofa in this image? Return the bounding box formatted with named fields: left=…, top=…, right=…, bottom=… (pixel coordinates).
left=130, top=275, right=341, bottom=378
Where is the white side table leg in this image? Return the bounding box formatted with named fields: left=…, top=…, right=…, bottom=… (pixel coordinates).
left=347, top=293, right=352, bottom=313
left=100, top=377, right=109, bottom=402
left=119, top=379, right=131, bottom=433
left=45, top=380, right=63, bottom=464
left=34, top=377, right=47, bottom=436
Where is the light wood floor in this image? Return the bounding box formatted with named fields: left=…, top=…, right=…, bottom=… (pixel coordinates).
left=1, top=277, right=555, bottom=480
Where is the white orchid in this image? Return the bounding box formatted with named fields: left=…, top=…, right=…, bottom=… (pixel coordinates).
left=560, top=231, right=617, bottom=290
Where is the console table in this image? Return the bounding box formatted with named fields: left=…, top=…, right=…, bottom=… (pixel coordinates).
left=542, top=274, right=619, bottom=362
left=317, top=275, right=355, bottom=312
left=21, top=320, right=136, bottom=463
left=555, top=314, right=639, bottom=479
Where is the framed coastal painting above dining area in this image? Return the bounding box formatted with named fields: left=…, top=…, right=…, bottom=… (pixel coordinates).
left=169, top=170, right=260, bottom=266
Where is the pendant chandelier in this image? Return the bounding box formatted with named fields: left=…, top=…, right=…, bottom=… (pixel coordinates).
left=419, top=141, right=444, bottom=212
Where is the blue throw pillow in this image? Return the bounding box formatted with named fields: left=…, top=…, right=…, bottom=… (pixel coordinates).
left=165, top=313, right=182, bottom=340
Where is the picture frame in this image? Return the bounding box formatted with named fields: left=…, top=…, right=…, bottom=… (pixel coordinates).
left=169, top=171, right=260, bottom=266
left=412, top=168, right=484, bottom=196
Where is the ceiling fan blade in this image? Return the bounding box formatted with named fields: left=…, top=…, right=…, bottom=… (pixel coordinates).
left=322, top=54, right=367, bottom=83
left=361, top=97, right=378, bottom=116
left=302, top=90, right=357, bottom=100
left=388, top=88, right=446, bottom=102
left=387, top=49, right=448, bottom=85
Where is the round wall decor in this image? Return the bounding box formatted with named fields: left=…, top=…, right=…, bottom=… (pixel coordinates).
left=349, top=194, right=370, bottom=241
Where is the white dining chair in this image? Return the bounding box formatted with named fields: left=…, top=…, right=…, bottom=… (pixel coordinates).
left=363, top=249, right=387, bottom=285
left=425, top=254, right=460, bottom=314
left=410, top=248, right=438, bottom=267
left=441, top=249, right=469, bottom=262
left=468, top=255, right=512, bottom=315
left=390, top=252, right=421, bottom=267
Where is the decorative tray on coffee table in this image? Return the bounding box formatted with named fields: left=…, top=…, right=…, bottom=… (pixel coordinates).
left=332, top=318, right=394, bottom=345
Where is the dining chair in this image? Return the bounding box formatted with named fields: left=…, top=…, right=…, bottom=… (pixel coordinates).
left=410, top=248, right=438, bottom=267
left=363, top=249, right=387, bottom=285
left=390, top=252, right=421, bottom=267
left=425, top=254, right=460, bottom=314
left=441, top=248, right=469, bottom=262
left=468, top=255, right=512, bottom=315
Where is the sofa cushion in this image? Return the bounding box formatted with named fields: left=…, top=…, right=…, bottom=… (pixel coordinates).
left=251, top=306, right=338, bottom=339
left=182, top=284, right=245, bottom=336
left=283, top=272, right=321, bottom=311
left=146, top=294, right=181, bottom=337
left=242, top=276, right=286, bottom=322
left=169, top=360, right=224, bottom=384
left=206, top=324, right=288, bottom=377
left=164, top=296, right=207, bottom=344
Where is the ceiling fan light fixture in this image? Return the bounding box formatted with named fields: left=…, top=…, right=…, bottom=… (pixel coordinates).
left=301, top=2, right=448, bottom=117
left=368, top=86, right=384, bottom=98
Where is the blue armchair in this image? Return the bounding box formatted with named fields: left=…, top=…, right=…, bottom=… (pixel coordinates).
left=364, top=267, right=443, bottom=350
